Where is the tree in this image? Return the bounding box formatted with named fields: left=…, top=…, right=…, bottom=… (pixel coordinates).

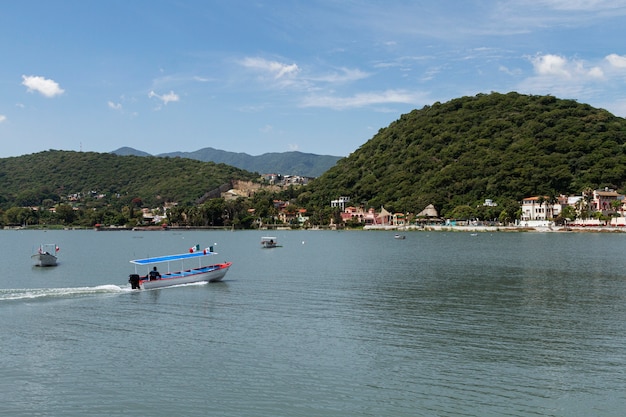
left=498, top=209, right=511, bottom=225
left=55, top=204, right=76, bottom=224
left=556, top=205, right=577, bottom=225
left=448, top=205, right=476, bottom=220
left=4, top=207, right=35, bottom=226
left=201, top=198, right=226, bottom=226
left=611, top=199, right=622, bottom=217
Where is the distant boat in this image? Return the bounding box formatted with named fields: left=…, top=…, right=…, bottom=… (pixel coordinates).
left=261, top=236, right=280, bottom=248
left=394, top=234, right=406, bottom=240
left=128, top=246, right=231, bottom=290
left=32, top=244, right=59, bottom=267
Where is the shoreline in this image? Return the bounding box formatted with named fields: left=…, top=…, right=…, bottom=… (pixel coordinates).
left=363, top=224, right=626, bottom=233
left=5, top=225, right=626, bottom=233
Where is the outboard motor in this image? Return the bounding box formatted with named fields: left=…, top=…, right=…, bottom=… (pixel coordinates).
left=128, top=274, right=141, bottom=290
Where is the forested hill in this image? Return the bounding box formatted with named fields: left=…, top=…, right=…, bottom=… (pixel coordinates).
left=0, top=150, right=259, bottom=208
left=298, top=92, right=626, bottom=217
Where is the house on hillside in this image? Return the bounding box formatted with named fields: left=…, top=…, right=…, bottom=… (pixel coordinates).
left=340, top=206, right=365, bottom=223
left=362, top=208, right=379, bottom=225
left=392, top=212, right=406, bottom=227
left=520, top=196, right=561, bottom=225
left=591, top=188, right=620, bottom=215
left=517, top=189, right=626, bottom=227
left=331, top=196, right=351, bottom=211
left=278, top=208, right=308, bottom=225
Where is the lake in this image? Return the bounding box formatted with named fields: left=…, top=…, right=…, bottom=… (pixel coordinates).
left=1, top=229, right=625, bottom=416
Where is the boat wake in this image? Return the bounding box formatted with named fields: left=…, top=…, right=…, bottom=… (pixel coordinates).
left=0, top=284, right=131, bottom=302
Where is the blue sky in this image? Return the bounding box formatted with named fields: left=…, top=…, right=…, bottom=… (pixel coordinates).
left=2, top=1, right=626, bottom=159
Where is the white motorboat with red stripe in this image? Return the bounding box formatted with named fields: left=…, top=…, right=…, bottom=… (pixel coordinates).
left=128, top=246, right=231, bottom=290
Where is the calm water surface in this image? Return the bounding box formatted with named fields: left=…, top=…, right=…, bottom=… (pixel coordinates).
left=1, top=229, right=625, bottom=416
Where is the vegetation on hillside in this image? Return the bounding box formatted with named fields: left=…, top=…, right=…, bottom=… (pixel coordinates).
left=0, top=150, right=258, bottom=209
left=298, top=92, right=626, bottom=218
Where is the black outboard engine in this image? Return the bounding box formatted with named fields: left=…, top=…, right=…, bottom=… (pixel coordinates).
left=128, top=274, right=141, bottom=289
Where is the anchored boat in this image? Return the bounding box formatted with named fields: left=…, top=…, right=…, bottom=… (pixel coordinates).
left=32, top=244, right=59, bottom=267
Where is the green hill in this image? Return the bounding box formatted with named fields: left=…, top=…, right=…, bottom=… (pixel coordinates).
left=0, top=150, right=259, bottom=209
left=298, top=92, right=626, bottom=217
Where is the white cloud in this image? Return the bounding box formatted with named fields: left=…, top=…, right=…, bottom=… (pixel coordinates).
left=533, top=0, right=626, bottom=13
left=531, top=54, right=571, bottom=77
left=148, top=90, right=180, bottom=105
left=108, top=101, right=122, bottom=110
left=489, top=0, right=626, bottom=33
left=499, top=65, right=522, bottom=76
left=312, top=67, right=370, bottom=83
left=301, top=89, right=425, bottom=110
left=517, top=53, right=614, bottom=104
left=588, top=66, right=604, bottom=78
left=241, top=57, right=300, bottom=79
left=21, top=75, right=65, bottom=97
left=606, top=53, right=626, bottom=68
left=0, top=114, right=6, bottom=123
left=530, top=54, right=604, bottom=79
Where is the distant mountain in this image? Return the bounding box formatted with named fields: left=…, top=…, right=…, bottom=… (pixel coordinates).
left=111, top=146, right=151, bottom=157
left=111, top=147, right=341, bottom=177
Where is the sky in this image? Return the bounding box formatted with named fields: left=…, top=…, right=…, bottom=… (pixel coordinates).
left=2, top=0, right=626, bottom=159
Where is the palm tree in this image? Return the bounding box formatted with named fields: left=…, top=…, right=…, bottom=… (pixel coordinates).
left=610, top=199, right=623, bottom=226
left=547, top=194, right=559, bottom=220
left=536, top=195, right=546, bottom=220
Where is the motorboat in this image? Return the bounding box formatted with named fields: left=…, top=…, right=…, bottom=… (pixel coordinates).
left=261, top=236, right=280, bottom=248
left=32, top=244, right=59, bottom=266
left=128, top=246, right=231, bottom=290
left=394, top=234, right=406, bottom=240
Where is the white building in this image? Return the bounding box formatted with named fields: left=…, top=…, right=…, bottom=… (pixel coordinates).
left=520, top=196, right=561, bottom=226
left=330, top=196, right=351, bottom=211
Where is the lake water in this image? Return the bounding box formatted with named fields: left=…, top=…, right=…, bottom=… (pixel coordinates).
left=1, top=229, right=626, bottom=416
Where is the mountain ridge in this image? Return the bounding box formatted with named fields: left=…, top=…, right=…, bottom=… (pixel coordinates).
left=111, top=146, right=342, bottom=177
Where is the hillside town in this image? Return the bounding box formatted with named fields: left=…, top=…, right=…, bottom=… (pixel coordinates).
left=327, top=188, right=626, bottom=231
left=124, top=183, right=626, bottom=231
left=7, top=172, right=626, bottom=232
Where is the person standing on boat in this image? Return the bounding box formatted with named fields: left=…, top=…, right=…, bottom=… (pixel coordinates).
left=148, top=266, right=161, bottom=280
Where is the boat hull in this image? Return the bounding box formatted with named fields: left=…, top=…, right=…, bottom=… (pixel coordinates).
left=31, top=253, right=58, bottom=267
left=138, top=262, right=232, bottom=289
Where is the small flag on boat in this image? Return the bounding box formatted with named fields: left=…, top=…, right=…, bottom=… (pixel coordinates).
left=189, top=244, right=200, bottom=253
left=55, top=245, right=60, bottom=252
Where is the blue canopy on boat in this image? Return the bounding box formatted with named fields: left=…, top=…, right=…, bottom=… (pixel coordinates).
left=131, top=249, right=216, bottom=265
